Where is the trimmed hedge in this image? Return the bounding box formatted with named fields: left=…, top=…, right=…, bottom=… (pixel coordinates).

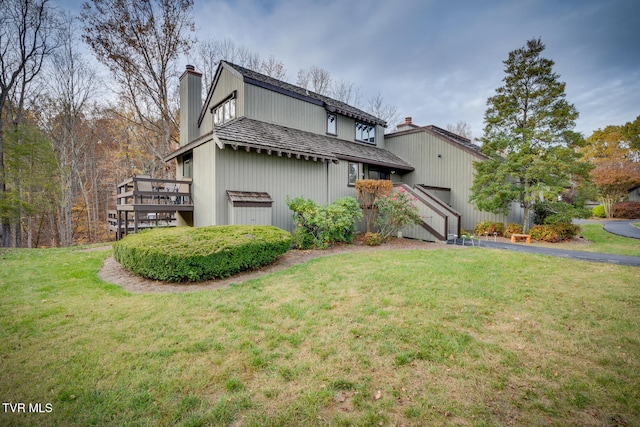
left=113, top=225, right=292, bottom=282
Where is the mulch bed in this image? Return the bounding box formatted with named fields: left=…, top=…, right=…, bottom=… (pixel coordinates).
left=98, top=236, right=460, bottom=294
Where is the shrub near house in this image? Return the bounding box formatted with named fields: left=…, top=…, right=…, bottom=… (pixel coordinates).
left=113, top=225, right=292, bottom=282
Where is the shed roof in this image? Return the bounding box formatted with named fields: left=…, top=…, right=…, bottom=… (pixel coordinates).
left=213, top=117, right=414, bottom=172
left=226, top=191, right=273, bottom=204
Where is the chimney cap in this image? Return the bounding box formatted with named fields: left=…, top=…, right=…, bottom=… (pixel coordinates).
left=186, top=64, right=195, bottom=71
left=405, top=117, right=412, bottom=124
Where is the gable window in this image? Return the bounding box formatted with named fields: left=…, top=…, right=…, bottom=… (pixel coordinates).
left=355, top=121, right=375, bottom=144
left=327, top=113, right=337, bottom=135
left=213, top=92, right=236, bottom=127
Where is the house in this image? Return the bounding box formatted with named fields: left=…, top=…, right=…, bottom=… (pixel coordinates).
left=163, top=62, right=522, bottom=241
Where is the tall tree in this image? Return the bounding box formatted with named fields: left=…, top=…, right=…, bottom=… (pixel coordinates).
left=591, top=160, right=640, bottom=218
left=3, top=121, right=59, bottom=248
left=0, top=0, right=57, bottom=247
left=81, top=0, right=194, bottom=177
left=583, top=117, right=640, bottom=217
left=469, top=38, right=586, bottom=231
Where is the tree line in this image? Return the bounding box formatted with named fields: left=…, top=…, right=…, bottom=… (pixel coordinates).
left=1, top=1, right=638, bottom=248
left=0, top=0, right=400, bottom=248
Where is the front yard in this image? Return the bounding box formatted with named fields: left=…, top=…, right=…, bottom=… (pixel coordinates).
left=0, top=231, right=638, bottom=426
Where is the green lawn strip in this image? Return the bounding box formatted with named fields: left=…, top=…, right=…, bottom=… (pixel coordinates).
left=1, top=247, right=638, bottom=426
left=529, top=224, right=640, bottom=257
left=576, top=224, right=640, bottom=256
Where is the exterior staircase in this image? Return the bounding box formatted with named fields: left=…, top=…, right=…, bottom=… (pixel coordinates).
left=393, top=183, right=461, bottom=242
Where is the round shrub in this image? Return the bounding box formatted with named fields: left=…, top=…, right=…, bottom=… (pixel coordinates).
left=592, top=205, right=606, bottom=218
left=474, top=221, right=505, bottom=237
left=364, top=232, right=383, bottom=246
left=113, top=225, right=292, bottom=282
left=504, top=223, right=523, bottom=237
left=528, top=222, right=580, bottom=243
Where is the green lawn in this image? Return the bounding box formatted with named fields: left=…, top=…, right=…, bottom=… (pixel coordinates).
left=1, top=242, right=638, bottom=426
left=528, top=224, right=640, bottom=257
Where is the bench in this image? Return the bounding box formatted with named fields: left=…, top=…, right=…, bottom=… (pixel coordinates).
left=510, top=233, right=531, bottom=244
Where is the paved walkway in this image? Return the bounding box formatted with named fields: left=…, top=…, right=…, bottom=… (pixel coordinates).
left=449, top=220, right=640, bottom=267
left=475, top=240, right=640, bottom=267
left=602, top=220, right=640, bottom=239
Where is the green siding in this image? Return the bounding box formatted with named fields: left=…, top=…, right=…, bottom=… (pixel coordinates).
left=245, top=84, right=325, bottom=133
left=192, top=141, right=217, bottom=227
left=213, top=148, right=357, bottom=232
left=385, top=131, right=516, bottom=231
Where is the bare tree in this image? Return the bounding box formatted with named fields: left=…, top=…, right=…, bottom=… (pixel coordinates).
left=331, top=78, right=362, bottom=107
left=260, top=55, right=287, bottom=80
left=0, top=0, right=57, bottom=247
left=81, top=0, right=195, bottom=177
left=296, top=65, right=331, bottom=95
left=196, top=39, right=287, bottom=91
left=446, top=120, right=473, bottom=140
left=367, top=92, right=398, bottom=130
left=41, top=14, right=98, bottom=246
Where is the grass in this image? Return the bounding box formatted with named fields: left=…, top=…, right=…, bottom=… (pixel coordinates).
left=1, top=239, right=639, bottom=426
left=523, top=223, right=640, bottom=257
left=574, top=224, right=640, bottom=256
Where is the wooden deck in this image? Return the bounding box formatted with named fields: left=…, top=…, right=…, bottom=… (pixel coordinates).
left=108, top=175, right=193, bottom=239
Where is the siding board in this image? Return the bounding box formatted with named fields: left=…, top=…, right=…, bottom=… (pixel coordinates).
left=386, top=131, right=512, bottom=231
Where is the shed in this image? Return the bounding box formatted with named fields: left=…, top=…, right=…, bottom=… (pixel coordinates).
left=226, top=191, right=274, bottom=225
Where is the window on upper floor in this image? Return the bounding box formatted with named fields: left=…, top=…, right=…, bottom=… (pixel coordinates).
left=355, top=121, right=375, bottom=144
left=327, top=113, right=337, bottom=135
left=213, top=93, right=236, bottom=127
left=182, top=153, right=192, bottom=178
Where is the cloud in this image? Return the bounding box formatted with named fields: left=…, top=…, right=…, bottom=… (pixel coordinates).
left=189, top=0, right=640, bottom=136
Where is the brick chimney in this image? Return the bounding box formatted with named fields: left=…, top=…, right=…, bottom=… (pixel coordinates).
left=395, top=116, right=419, bottom=132
left=179, top=65, right=202, bottom=146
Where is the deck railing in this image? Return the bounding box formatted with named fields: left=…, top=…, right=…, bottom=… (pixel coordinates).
left=109, top=175, right=193, bottom=239
left=116, top=175, right=193, bottom=209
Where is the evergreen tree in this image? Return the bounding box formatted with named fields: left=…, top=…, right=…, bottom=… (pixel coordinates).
left=470, top=38, right=587, bottom=231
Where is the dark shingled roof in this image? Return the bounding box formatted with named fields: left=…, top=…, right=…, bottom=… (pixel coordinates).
left=214, top=117, right=414, bottom=172
left=424, top=125, right=481, bottom=154
left=222, top=61, right=387, bottom=127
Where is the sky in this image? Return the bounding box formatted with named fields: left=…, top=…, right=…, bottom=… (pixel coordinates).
left=60, top=0, right=640, bottom=141
left=186, top=0, right=640, bottom=140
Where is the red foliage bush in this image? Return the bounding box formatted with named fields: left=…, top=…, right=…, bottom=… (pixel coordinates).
left=611, top=201, right=640, bottom=219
